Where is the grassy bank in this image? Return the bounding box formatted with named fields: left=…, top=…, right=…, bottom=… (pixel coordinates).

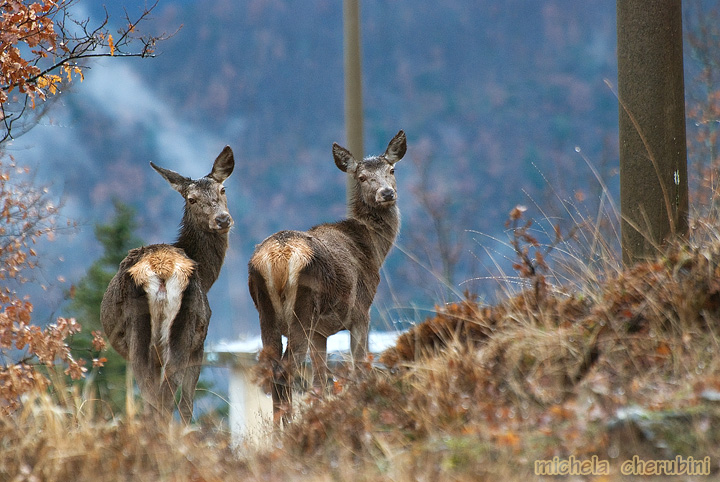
left=4, top=215, right=720, bottom=481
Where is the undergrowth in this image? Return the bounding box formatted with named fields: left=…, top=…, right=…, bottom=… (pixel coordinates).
left=4, top=206, right=720, bottom=480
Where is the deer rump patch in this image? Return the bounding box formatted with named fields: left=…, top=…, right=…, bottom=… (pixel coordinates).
left=250, top=234, right=314, bottom=321
left=128, top=246, right=196, bottom=366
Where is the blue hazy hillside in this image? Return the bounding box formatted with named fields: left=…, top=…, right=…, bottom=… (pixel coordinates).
left=7, top=0, right=619, bottom=340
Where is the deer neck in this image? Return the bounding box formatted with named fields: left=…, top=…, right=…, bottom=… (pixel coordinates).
left=174, top=214, right=228, bottom=293
left=348, top=185, right=400, bottom=263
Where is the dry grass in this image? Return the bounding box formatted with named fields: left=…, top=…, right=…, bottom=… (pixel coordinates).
left=0, top=387, right=247, bottom=482
left=268, top=209, right=720, bottom=479
left=4, top=213, right=720, bottom=480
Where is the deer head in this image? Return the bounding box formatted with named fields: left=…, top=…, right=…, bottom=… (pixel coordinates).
left=333, top=130, right=407, bottom=208
left=150, top=147, right=235, bottom=233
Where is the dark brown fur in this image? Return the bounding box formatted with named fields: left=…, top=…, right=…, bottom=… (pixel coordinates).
left=101, top=147, right=234, bottom=422
left=248, top=131, right=407, bottom=425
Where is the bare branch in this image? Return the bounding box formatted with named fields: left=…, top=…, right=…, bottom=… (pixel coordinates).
left=0, top=0, right=173, bottom=144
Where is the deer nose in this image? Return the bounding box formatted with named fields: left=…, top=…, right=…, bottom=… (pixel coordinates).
left=216, top=213, right=233, bottom=229
left=379, top=187, right=396, bottom=202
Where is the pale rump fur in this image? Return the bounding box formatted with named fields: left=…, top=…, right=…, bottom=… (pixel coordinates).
left=250, top=237, right=313, bottom=324
left=248, top=131, right=407, bottom=427
left=127, top=247, right=195, bottom=374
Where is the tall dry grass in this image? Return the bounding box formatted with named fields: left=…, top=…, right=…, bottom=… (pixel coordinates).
left=4, top=195, right=720, bottom=481
left=0, top=377, right=247, bottom=482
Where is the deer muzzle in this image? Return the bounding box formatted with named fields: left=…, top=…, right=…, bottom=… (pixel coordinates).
left=214, top=213, right=233, bottom=231
left=377, top=187, right=397, bottom=204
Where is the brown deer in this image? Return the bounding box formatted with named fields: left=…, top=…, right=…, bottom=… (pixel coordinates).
left=101, top=147, right=234, bottom=422
left=248, top=131, right=406, bottom=425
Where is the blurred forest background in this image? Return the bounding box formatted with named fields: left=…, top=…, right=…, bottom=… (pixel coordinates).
left=3, top=0, right=715, bottom=347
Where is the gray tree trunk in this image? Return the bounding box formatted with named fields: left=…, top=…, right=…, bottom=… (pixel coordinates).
left=617, top=0, right=688, bottom=265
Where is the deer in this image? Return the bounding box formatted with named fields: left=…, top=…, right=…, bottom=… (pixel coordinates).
left=248, top=130, right=406, bottom=425
left=101, top=146, right=234, bottom=423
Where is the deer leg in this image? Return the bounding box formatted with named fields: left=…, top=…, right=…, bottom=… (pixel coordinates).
left=273, top=354, right=292, bottom=427
left=350, top=316, right=370, bottom=370
left=309, top=332, right=329, bottom=394
left=129, top=316, right=172, bottom=421
left=289, top=286, right=319, bottom=391
left=156, top=373, right=178, bottom=421
left=260, top=335, right=291, bottom=428
left=134, top=359, right=175, bottom=421
left=286, top=322, right=309, bottom=392
left=250, top=274, right=291, bottom=427
left=147, top=345, right=176, bottom=421
left=175, top=352, right=202, bottom=424
left=166, top=293, right=209, bottom=425
left=133, top=358, right=159, bottom=416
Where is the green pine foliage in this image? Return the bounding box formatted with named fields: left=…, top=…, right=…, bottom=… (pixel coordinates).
left=67, top=200, right=142, bottom=415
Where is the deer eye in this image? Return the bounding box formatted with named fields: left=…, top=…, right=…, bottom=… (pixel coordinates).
left=390, top=167, right=395, bottom=175
left=358, top=174, right=367, bottom=182
left=188, top=196, right=197, bottom=205
left=220, top=187, right=226, bottom=195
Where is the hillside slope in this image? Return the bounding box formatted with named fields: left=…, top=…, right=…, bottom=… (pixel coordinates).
left=3, top=216, right=720, bottom=480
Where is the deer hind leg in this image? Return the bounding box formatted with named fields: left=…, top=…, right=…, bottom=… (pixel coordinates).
left=133, top=353, right=176, bottom=421
left=140, top=346, right=176, bottom=421
left=310, top=332, right=329, bottom=394
left=273, top=357, right=292, bottom=428
left=250, top=274, right=291, bottom=427
left=156, top=374, right=179, bottom=421
left=285, top=322, right=310, bottom=393
left=350, top=315, right=370, bottom=370
left=257, top=336, right=291, bottom=428
left=289, top=285, right=325, bottom=392
left=174, top=351, right=203, bottom=424
left=129, top=313, right=171, bottom=421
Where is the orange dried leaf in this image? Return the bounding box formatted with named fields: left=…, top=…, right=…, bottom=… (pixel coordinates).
left=656, top=343, right=672, bottom=357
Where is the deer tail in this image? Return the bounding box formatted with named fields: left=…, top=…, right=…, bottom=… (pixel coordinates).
left=128, top=246, right=196, bottom=378
left=250, top=235, right=313, bottom=324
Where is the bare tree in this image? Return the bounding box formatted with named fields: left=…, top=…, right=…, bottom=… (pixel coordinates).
left=410, top=147, right=463, bottom=290
left=0, top=0, right=171, bottom=144
left=684, top=0, right=720, bottom=214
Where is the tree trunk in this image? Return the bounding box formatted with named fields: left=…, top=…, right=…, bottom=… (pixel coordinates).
left=343, top=0, right=364, bottom=181
left=617, top=0, right=688, bottom=265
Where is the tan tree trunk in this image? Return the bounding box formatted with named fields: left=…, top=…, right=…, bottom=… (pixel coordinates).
left=343, top=0, right=364, bottom=200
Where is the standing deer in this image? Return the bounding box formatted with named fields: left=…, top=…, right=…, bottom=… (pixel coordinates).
left=101, top=147, right=234, bottom=422
left=248, top=131, right=406, bottom=425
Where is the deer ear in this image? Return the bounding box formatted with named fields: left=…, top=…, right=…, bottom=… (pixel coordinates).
left=151, top=162, right=190, bottom=194
left=333, top=143, right=358, bottom=173
left=384, top=130, right=407, bottom=164
left=208, top=146, right=234, bottom=183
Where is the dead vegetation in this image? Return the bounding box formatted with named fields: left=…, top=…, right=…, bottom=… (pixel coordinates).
left=250, top=206, right=720, bottom=480
left=4, top=207, right=720, bottom=480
